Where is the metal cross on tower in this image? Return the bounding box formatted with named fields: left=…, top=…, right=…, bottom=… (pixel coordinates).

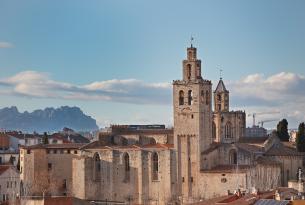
left=190, top=36, right=194, bottom=47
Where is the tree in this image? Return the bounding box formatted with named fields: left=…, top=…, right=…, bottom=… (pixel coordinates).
left=276, top=119, right=290, bottom=141
left=42, top=132, right=49, bottom=144
left=9, top=155, right=14, bottom=165
left=296, top=122, right=305, bottom=152
left=21, top=170, right=62, bottom=198
left=16, top=157, right=20, bottom=171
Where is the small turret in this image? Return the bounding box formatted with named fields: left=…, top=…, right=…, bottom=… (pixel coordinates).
left=214, top=78, right=229, bottom=112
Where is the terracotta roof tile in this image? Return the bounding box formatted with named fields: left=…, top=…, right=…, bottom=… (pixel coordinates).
left=0, top=165, right=18, bottom=175
left=265, top=145, right=304, bottom=156
left=141, top=143, right=174, bottom=149
left=0, top=165, right=10, bottom=175
left=44, top=197, right=73, bottom=205
left=255, top=156, right=281, bottom=166
left=236, top=143, right=264, bottom=153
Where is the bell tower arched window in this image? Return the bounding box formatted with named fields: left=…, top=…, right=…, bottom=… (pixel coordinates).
left=123, top=153, right=130, bottom=182
left=225, top=122, right=232, bottom=138
left=179, top=90, right=184, bottom=105
left=187, top=64, right=191, bottom=80
left=201, top=90, right=204, bottom=103
left=212, top=122, right=216, bottom=139
left=217, top=94, right=221, bottom=101
left=93, top=153, right=101, bottom=181
left=152, top=152, right=159, bottom=181
left=206, top=91, right=209, bottom=105
left=188, top=90, right=193, bottom=105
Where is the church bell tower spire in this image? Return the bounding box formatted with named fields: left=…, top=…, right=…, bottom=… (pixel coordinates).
left=173, top=44, right=213, bottom=202
left=182, top=43, right=202, bottom=81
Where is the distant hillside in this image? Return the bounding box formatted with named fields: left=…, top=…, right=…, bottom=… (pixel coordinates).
left=0, top=106, right=99, bottom=133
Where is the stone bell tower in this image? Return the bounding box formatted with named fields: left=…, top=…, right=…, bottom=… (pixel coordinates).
left=173, top=44, right=213, bottom=202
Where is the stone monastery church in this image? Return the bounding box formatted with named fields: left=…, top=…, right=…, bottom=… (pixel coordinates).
left=20, top=45, right=304, bottom=205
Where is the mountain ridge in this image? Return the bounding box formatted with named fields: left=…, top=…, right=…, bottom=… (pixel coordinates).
left=0, top=106, right=99, bottom=133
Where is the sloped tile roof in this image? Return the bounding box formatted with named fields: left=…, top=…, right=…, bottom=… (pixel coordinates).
left=0, top=165, right=10, bottom=175
left=201, top=143, right=220, bottom=155
left=265, top=145, right=304, bottom=156
left=236, top=143, right=264, bottom=153
left=214, top=78, right=228, bottom=92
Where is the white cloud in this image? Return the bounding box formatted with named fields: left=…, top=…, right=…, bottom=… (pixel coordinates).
left=0, top=71, right=171, bottom=104
left=0, top=42, right=13, bottom=48
left=227, top=72, right=305, bottom=128
left=0, top=70, right=304, bottom=127
left=229, top=72, right=305, bottom=103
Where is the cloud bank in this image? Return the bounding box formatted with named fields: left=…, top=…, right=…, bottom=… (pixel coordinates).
left=0, top=71, right=171, bottom=105
left=0, top=70, right=304, bottom=127
left=227, top=72, right=305, bottom=127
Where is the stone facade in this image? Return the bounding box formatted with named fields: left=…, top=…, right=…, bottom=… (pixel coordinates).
left=20, top=144, right=82, bottom=196
left=73, top=144, right=176, bottom=204
left=0, top=165, right=20, bottom=202
left=212, top=79, right=246, bottom=143
left=20, top=45, right=305, bottom=205
left=173, top=46, right=214, bottom=203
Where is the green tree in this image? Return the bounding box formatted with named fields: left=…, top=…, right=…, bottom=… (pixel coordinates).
left=296, top=122, right=305, bottom=152
left=16, top=157, right=20, bottom=171
left=276, top=119, right=290, bottom=141
left=9, top=155, right=14, bottom=165
left=42, top=132, right=49, bottom=144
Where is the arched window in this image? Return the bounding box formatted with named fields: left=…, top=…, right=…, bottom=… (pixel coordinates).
left=196, top=64, right=201, bottom=78
left=206, top=91, right=209, bottom=105
left=123, top=153, right=130, bottom=182
left=229, top=150, right=237, bottom=165
left=122, top=137, right=128, bottom=146
left=217, top=104, right=221, bottom=111
left=225, top=122, right=232, bottom=138
left=187, top=64, right=191, bottom=80
left=179, top=90, right=184, bottom=105
left=201, top=90, right=204, bottom=103
left=152, top=152, right=159, bottom=180
left=217, top=94, right=221, bottom=101
left=188, top=90, right=193, bottom=105
left=150, top=138, right=156, bottom=145
left=93, top=153, right=101, bottom=181
left=212, top=122, right=216, bottom=139
left=188, top=51, right=192, bottom=59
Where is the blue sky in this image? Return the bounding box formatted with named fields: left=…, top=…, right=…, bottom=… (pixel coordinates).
left=0, top=0, right=305, bottom=129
